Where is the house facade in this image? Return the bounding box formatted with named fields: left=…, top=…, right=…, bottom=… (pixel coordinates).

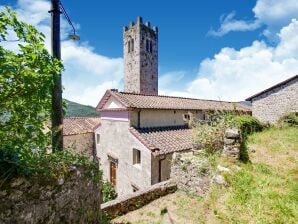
left=246, top=75, right=298, bottom=124
left=63, top=117, right=101, bottom=159
left=95, top=90, right=250, bottom=196
left=95, top=17, right=251, bottom=196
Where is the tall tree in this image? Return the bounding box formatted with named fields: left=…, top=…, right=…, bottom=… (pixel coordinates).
left=0, top=7, right=63, bottom=153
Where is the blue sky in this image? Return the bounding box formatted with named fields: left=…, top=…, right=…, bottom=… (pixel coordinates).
left=2, top=0, right=298, bottom=106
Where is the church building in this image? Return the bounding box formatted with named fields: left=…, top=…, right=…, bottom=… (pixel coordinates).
left=95, top=17, right=250, bottom=196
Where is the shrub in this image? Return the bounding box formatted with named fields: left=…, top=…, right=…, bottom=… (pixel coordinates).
left=192, top=113, right=262, bottom=159
left=102, top=180, right=117, bottom=203
left=0, top=148, right=101, bottom=184
left=279, top=113, right=298, bottom=126
left=234, top=115, right=263, bottom=135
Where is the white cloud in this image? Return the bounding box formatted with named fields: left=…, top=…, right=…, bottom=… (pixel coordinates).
left=171, top=19, right=298, bottom=101
left=210, top=0, right=298, bottom=38
left=208, top=11, right=261, bottom=37
left=1, top=0, right=122, bottom=107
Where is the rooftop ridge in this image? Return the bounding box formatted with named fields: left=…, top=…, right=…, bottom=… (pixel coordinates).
left=134, top=125, right=190, bottom=132
left=112, top=89, right=248, bottom=104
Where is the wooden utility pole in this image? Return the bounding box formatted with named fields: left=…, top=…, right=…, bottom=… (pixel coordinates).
left=50, top=0, right=63, bottom=151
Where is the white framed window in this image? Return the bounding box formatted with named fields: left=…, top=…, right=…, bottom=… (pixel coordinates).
left=133, top=148, right=141, bottom=165
left=96, top=134, right=100, bottom=145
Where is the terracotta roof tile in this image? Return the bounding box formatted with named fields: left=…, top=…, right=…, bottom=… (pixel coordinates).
left=63, top=117, right=101, bottom=136
left=98, top=90, right=251, bottom=112
left=129, top=126, right=193, bottom=155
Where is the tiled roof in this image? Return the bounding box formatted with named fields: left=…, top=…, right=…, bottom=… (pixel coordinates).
left=129, top=126, right=193, bottom=155
left=246, top=74, right=298, bottom=101
left=97, top=89, right=251, bottom=112
left=63, top=117, right=101, bottom=136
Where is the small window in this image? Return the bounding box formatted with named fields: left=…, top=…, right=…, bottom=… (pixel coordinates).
left=150, top=40, right=153, bottom=53
left=96, top=134, right=100, bottom=144
left=133, top=148, right=141, bottom=165
left=128, top=40, right=131, bottom=53
left=183, top=114, right=190, bottom=120
left=131, top=39, right=134, bottom=52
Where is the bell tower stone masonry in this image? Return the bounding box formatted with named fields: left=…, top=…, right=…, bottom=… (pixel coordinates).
left=123, top=16, right=158, bottom=95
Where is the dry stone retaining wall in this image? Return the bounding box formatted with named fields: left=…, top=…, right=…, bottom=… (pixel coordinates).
left=170, top=152, right=211, bottom=196
left=0, top=166, right=101, bottom=224
left=101, top=180, right=177, bottom=219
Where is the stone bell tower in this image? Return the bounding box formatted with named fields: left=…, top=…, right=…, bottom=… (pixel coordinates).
left=123, top=16, right=158, bottom=95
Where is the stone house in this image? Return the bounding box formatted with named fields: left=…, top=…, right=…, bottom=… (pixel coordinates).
left=94, top=17, right=251, bottom=196
left=246, top=75, right=298, bottom=124
left=63, top=117, right=101, bottom=159
left=95, top=90, right=250, bottom=196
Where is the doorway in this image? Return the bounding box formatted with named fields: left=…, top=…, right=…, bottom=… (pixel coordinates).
left=110, top=161, right=117, bottom=186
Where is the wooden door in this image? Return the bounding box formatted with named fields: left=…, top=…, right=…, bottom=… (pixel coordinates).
left=110, top=161, right=116, bottom=186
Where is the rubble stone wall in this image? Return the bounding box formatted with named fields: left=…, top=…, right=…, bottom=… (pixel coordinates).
left=0, top=167, right=101, bottom=224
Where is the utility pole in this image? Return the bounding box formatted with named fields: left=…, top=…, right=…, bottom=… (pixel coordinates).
left=50, top=0, right=63, bottom=151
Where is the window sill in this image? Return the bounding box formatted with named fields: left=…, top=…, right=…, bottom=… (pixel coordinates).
left=133, top=164, right=142, bottom=169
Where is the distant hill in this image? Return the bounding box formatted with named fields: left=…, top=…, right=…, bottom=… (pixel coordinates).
left=65, top=99, right=100, bottom=117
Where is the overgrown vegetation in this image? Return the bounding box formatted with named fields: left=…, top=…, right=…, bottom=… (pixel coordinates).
left=192, top=113, right=262, bottom=158
left=114, top=126, right=298, bottom=223
left=0, top=7, right=62, bottom=152
left=0, top=149, right=102, bottom=186
left=102, top=180, right=118, bottom=203
left=0, top=8, right=101, bottom=187
left=279, top=113, right=298, bottom=127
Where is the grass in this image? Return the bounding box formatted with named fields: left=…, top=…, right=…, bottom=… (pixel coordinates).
left=112, top=126, right=298, bottom=224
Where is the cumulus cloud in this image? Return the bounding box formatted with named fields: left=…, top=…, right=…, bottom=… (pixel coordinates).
left=209, top=0, right=298, bottom=38
left=176, top=19, right=298, bottom=101
left=1, top=0, right=122, bottom=107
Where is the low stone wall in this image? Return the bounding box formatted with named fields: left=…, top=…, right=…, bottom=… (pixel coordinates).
left=0, top=166, right=101, bottom=224
left=101, top=181, right=177, bottom=219
left=170, top=152, right=211, bottom=196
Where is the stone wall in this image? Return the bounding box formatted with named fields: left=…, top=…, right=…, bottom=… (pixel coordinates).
left=170, top=152, right=211, bottom=196
left=123, top=17, right=158, bottom=95
left=101, top=180, right=177, bottom=219
left=251, top=77, right=298, bottom=124
left=64, top=132, right=95, bottom=159
left=223, top=128, right=241, bottom=160
left=0, top=167, right=101, bottom=224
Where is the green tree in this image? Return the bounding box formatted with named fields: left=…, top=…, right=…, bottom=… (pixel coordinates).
left=0, top=7, right=62, bottom=153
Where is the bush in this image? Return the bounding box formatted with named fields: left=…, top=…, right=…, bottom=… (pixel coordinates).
left=235, top=115, right=263, bottom=135
left=102, top=180, right=117, bottom=203
left=192, top=113, right=262, bottom=156
left=0, top=148, right=101, bottom=184
left=280, top=113, right=298, bottom=126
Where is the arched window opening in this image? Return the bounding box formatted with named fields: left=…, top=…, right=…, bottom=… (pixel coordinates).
left=128, top=40, right=131, bottom=53
left=150, top=40, right=153, bottom=53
